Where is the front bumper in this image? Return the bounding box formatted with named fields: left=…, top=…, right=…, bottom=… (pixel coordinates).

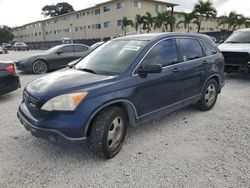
left=17, top=104, right=86, bottom=144
left=15, top=61, right=29, bottom=72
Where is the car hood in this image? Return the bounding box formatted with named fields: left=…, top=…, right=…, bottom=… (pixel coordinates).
left=218, top=43, right=250, bottom=53
left=26, top=68, right=115, bottom=100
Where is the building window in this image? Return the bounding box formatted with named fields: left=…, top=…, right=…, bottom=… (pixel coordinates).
left=76, top=14, right=80, bottom=19
left=117, top=2, right=125, bottom=9
left=134, top=0, right=142, bottom=8
left=87, top=11, right=90, bottom=15
left=39, top=32, right=41, bottom=36
left=88, top=25, right=91, bottom=29
left=104, top=6, right=111, bottom=12
left=95, top=24, right=101, bottom=29
left=95, top=9, right=100, bottom=15
left=75, top=27, right=79, bottom=32
left=117, top=20, right=122, bottom=27
left=155, top=4, right=161, bottom=12
left=104, top=21, right=112, bottom=28
left=82, top=12, right=85, bottom=16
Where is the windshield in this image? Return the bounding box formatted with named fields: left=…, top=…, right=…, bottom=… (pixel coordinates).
left=226, top=30, right=250, bottom=43
left=46, top=45, right=62, bottom=53
left=75, top=40, right=147, bottom=75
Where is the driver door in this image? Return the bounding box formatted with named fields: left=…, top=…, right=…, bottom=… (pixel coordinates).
left=133, top=39, right=184, bottom=121
left=50, top=45, right=76, bottom=69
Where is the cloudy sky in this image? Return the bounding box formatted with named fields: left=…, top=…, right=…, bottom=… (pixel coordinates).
left=0, top=0, right=250, bottom=27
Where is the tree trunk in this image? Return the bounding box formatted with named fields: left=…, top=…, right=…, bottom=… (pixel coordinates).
left=197, top=20, right=201, bottom=33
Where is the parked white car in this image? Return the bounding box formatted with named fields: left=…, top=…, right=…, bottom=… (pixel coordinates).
left=0, top=46, right=3, bottom=54
left=218, top=28, right=250, bottom=74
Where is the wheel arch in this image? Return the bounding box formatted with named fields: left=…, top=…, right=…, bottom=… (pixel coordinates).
left=203, top=74, right=221, bottom=93
left=84, top=99, right=138, bottom=137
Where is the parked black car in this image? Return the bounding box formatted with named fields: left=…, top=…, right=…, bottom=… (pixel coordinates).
left=15, top=44, right=90, bottom=74
left=0, top=61, right=20, bottom=96
left=17, top=33, right=225, bottom=158
left=13, top=42, right=29, bottom=51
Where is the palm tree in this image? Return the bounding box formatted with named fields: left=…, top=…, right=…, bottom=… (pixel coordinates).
left=121, top=17, right=134, bottom=36
left=217, top=15, right=228, bottom=30
left=154, top=11, right=174, bottom=32
left=235, top=14, right=247, bottom=29
left=142, top=12, right=154, bottom=33
left=192, top=0, right=217, bottom=33
left=135, top=14, right=144, bottom=34
left=176, top=12, right=198, bottom=32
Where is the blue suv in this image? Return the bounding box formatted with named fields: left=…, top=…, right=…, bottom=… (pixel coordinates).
left=17, top=33, right=225, bottom=159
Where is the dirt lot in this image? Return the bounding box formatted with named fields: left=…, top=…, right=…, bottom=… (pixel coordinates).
left=0, top=51, right=249, bottom=188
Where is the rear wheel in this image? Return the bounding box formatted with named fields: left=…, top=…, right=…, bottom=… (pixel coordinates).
left=88, top=106, right=127, bottom=159
left=32, top=60, right=48, bottom=74
left=196, top=79, right=218, bottom=111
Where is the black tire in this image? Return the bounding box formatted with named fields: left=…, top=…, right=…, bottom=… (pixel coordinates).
left=196, top=79, right=219, bottom=111
left=88, top=106, right=127, bottom=159
left=32, top=60, right=48, bottom=74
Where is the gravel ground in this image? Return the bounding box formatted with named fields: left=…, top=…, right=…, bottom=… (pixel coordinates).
left=0, top=51, right=249, bottom=188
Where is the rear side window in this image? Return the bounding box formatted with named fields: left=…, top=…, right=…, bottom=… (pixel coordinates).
left=75, top=45, right=89, bottom=52
left=202, top=41, right=217, bottom=56
left=141, top=39, right=178, bottom=67
left=61, top=46, right=74, bottom=53
left=178, top=38, right=203, bottom=61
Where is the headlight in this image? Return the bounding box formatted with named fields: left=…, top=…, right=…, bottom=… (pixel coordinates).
left=41, top=92, right=88, bottom=111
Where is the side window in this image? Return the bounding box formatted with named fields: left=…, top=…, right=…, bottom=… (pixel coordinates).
left=178, top=39, right=203, bottom=61
left=141, top=39, right=178, bottom=67
left=202, top=41, right=217, bottom=56
left=61, top=46, right=74, bottom=53
left=75, top=45, right=89, bottom=52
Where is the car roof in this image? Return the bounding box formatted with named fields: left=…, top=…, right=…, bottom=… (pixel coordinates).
left=234, top=28, right=250, bottom=32
left=113, top=32, right=214, bottom=43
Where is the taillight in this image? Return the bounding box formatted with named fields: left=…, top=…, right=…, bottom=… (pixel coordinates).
left=6, top=65, right=16, bottom=74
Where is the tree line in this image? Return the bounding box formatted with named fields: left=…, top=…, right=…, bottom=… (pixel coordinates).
left=121, top=0, right=250, bottom=35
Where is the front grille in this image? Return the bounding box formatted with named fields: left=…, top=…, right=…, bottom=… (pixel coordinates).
left=23, top=90, right=48, bottom=119
left=222, top=52, right=250, bottom=66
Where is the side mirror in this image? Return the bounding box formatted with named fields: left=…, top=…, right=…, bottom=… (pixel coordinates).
left=57, top=49, right=63, bottom=55
left=137, top=64, right=162, bottom=75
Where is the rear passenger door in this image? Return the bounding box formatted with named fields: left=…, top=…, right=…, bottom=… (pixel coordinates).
left=176, top=38, right=207, bottom=105
left=74, top=45, right=89, bottom=59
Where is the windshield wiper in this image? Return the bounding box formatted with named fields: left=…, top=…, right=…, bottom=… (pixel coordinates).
left=79, top=68, right=96, bottom=74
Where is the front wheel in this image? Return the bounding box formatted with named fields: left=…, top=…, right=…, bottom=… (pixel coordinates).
left=88, top=106, right=127, bottom=159
left=196, top=79, right=219, bottom=111
left=32, top=60, right=48, bottom=74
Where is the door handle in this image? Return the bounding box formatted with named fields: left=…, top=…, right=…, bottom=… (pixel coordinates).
left=172, top=67, right=181, bottom=72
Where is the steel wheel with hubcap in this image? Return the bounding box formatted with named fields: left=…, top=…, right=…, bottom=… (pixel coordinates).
left=88, top=106, right=127, bottom=159
left=107, top=116, right=125, bottom=151
left=196, top=79, right=218, bottom=111
left=33, top=60, right=48, bottom=74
